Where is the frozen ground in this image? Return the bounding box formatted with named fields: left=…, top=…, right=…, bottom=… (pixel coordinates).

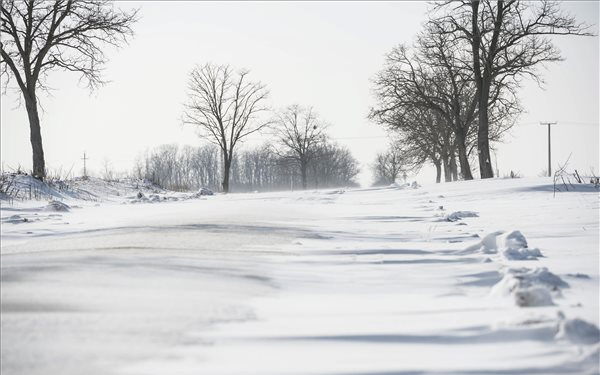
left=1, top=177, right=599, bottom=375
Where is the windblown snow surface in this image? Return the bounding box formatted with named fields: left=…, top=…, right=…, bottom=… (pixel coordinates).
left=1, top=177, right=599, bottom=375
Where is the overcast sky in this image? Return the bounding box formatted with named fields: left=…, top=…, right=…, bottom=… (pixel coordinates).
left=1, top=1, right=598, bottom=186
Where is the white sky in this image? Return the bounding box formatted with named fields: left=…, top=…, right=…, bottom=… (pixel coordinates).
left=1, top=1, right=598, bottom=186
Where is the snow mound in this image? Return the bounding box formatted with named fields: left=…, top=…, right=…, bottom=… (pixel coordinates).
left=492, top=267, right=569, bottom=294
left=128, top=191, right=148, bottom=204
left=461, top=230, right=543, bottom=260
left=566, top=273, right=591, bottom=279
left=461, top=230, right=505, bottom=254
left=127, top=190, right=200, bottom=204
left=2, top=214, right=29, bottom=224
left=44, top=200, right=70, bottom=212
left=503, top=246, right=543, bottom=260
left=490, top=272, right=521, bottom=297
left=556, top=318, right=600, bottom=345
left=491, top=267, right=569, bottom=307
left=499, top=230, right=528, bottom=250
left=520, top=267, right=569, bottom=290
left=197, top=187, right=214, bottom=196
left=442, top=210, right=479, bottom=222
left=498, top=231, right=543, bottom=260
left=389, top=181, right=420, bottom=190
left=513, top=287, right=554, bottom=307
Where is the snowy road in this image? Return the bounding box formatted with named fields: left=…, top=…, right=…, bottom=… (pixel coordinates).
left=1, top=178, right=599, bottom=375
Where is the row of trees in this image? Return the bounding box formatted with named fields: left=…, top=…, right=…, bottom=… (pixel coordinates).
left=370, top=0, right=591, bottom=182
left=1, top=1, right=357, bottom=191
left=136, top=142, right=360, bottom=192
left=182, top=63, right=360, bottom=192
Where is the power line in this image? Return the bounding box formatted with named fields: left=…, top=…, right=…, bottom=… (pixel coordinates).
left=332, top=135, right=388, bottom=140
left=521, top=121, right=597, bottom=126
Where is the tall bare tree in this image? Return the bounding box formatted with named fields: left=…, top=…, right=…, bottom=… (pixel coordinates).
left=1, top=0, right=137, bottom=180
left=273, top=104, right=327, bottom=189
left=183, top=63, right=270, bottom=193
left=434, top=0, right=592, bottom=178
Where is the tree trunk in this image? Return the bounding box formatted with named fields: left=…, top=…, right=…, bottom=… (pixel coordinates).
left=442, top=153, right=452, bottom=182
left=454, top=129, right=473, bottom=180
left=434, top=161, right=442, bottom=184
left=477, top=81, right=494, bottom=179
left=470, top=0, right=498, bottom=180
left=222, top=153, right=231, bottom=193
left=450, top=151, right=458, bottom=181
left=24, top=92, right=46, bottom=180
left=300, top=160, right=308, bottom=189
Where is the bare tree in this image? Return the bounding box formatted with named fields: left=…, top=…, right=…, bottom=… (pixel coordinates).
left=392, top=106, right=448, bottom=183
left=371, top=18, right=521, bottom=182
left=273, top=104, right=327, bottom=189
left=414, top=28, right=479, bottom=180
left=183, top=63, right=270, bottom=193
left=1, top=0, right=137, bottom=180
left=101, top=157, right=114, bottom=181
left=433, top=0, right=592, bottom=178
left=132, top=156, right=144, bottom=180
left=370, top=43, right=476, bottom=180
left=309, top=141, right=360, bottom=189
left=372, top=143, right=406, bottom=186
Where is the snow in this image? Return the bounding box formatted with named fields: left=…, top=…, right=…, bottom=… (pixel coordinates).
left=44, top=200, right=71, bottom=212
left=460, top=230, right=545, bottom=261
left=1, top=176, right=598, bottom=375
left=440, top=210, right=479, bottom=222
left=513, top=286, right=555, bottom=307
left=490, top=267, right=570, bottom=302
left=557, top=318, right=600, bottom=345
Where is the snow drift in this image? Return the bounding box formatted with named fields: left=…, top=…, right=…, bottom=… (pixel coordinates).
left=461, top=230, right=543, bottom=260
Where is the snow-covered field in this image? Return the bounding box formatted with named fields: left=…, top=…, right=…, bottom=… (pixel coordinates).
left=1, top=177, right=599, bottom=375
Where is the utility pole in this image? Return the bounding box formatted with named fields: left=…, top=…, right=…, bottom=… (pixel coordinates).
left=540, top=122, right=557, bottom=177
left=82, top=152, right=89, bottom=179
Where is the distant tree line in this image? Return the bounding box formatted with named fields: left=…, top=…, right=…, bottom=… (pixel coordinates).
left=136, top=141, right=360, bottom=192
left=181, top=63, right=363, bottom=192
left=369, top=0, right=591, bottom=183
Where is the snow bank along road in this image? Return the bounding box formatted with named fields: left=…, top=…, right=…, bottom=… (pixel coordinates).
left=1, top=177, right=599, bottom=375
